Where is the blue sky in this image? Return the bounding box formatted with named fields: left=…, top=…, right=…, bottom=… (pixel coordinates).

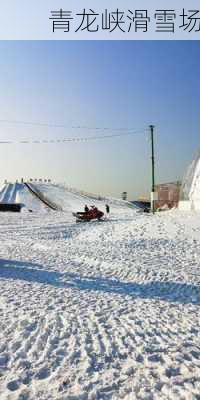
left=0, top=41, right=199, bottom=198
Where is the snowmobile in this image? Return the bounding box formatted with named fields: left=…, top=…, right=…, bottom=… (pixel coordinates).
left=73, top=207, right=104, bottom=222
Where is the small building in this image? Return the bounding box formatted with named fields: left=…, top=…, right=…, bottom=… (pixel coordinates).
left=155, top=181, right=181, bottom=209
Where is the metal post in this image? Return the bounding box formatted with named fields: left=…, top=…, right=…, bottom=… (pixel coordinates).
left=150, top=125, right=155, bottom=213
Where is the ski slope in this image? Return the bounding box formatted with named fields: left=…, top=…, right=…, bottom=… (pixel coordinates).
left=0, top=183, right=49, bottom=213
left=0, top=185, right=199, bottom=399
left=0, top=183, right=21, bottom=204
left=34, top=183, right=133, bottom=214
left=0, top=182, right=133, bottom=216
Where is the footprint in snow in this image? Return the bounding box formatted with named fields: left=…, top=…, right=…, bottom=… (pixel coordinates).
left=7, top=380, right=19, bottom=391
left=35, top=367, right=50, bottom=380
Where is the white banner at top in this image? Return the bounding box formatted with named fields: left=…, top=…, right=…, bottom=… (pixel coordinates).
left=0, top=0, right=200, bottom=40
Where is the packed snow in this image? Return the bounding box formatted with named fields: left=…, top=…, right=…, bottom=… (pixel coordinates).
left=190, top=156, right=200, bottom=202
left=181, top=152, right=200, bottom=202
left=0, top=183, right=199, bottom=400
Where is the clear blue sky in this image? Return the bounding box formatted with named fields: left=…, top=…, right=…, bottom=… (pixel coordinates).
left=0, top=41, right=199, bottom=199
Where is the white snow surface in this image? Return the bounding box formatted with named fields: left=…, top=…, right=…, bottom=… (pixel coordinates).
left=189, top=158, right=200, bottom=201
left=0, top=183, right=133, bottom=214
left=0, top=185, right=200, bottom=399
left=0, top=183, right=47, bottom=212
left=181, top=152, right=200, bottom=202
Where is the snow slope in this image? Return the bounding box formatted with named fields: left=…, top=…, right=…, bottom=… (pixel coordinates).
left=34, top=183, right=133, bottom=213
left=0, top=203, right=199, bottom=399
left=0, top=183, right=49, bottom=213
left=180, top=152, right=200, bottom=210
left=0, top=183, right=20, bottom=203
left=0, top=182, right=133, bottom=215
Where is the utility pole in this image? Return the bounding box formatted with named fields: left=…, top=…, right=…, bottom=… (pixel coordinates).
left=150, top=125, right=156, bottom=213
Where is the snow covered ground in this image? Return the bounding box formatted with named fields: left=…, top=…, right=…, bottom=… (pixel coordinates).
left=0, top=184, right=200, bottom=399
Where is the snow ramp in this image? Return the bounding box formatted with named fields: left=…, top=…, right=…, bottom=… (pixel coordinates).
left=30, top=183, right=136, bottom=214
left=24, top=183, right=62, bottom=211
left=0, top=183, right=21, bottom=203
left=0, top=183, right=53, bottom=213
left=0, top=182, right=136, bottom=214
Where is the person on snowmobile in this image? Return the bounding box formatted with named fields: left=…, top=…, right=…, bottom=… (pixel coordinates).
left=89, top=205, right=98, bottom=218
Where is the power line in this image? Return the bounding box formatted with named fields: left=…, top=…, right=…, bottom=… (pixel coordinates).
left=0, top=129, right=147, bottom=144
left=0, top=118, right=145, bottom=132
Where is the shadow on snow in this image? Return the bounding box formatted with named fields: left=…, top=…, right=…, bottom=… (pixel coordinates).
left=0, top=259, right=199, bottom=305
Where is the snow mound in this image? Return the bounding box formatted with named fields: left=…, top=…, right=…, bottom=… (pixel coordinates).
left=0, top=182, right=135, bottom=215
left=0, top=183, right=49, bottom=212
left=34, top=183, right=134, bottom=213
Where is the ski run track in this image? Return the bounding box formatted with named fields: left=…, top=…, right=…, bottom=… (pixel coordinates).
left=0, top=183, right=199, bottom=400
